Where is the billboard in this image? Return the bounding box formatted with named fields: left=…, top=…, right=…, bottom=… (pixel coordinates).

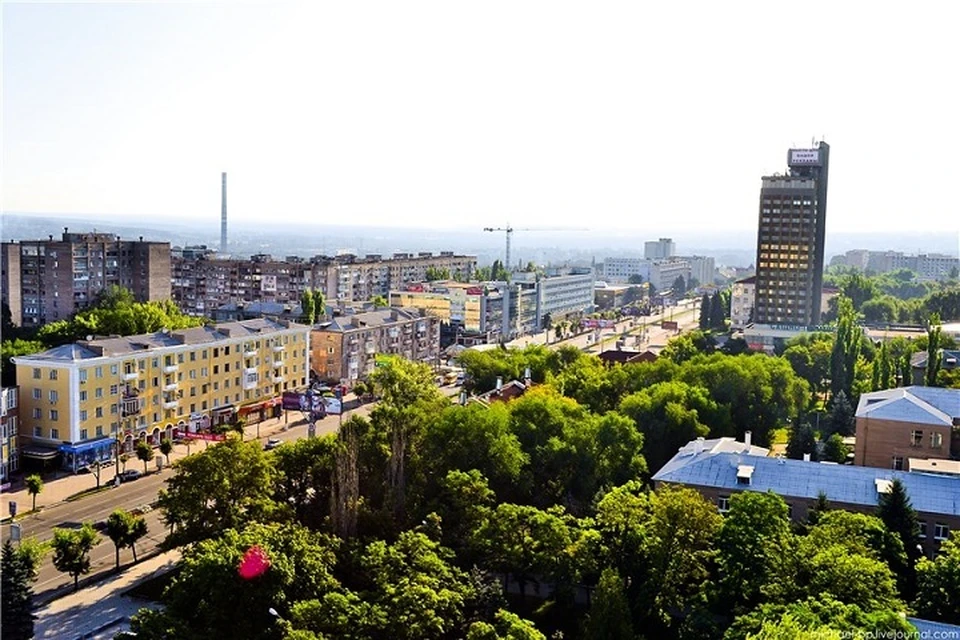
left=320, top=396, right=342, bottom=415
left=788, top=149, right=821, bottom=166
left=582, top=318, right=616, bottom=329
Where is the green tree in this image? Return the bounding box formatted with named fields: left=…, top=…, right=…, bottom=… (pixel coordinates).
left=51, top=524, right=100, bottom=591
left=673, top=275, right=686, bottom=295
left=824, top=390, right=854, bottom=437
left=25, top=473, right=43, bottom=511
left=877, top=478, right=922, bottom=599
left=659, top=330, right=716, bottom=364
left=105, top=508, right=149, bottom=570
left=371, top=295, right=389, bottom=308
left=157, top=437, right=276, bottom=546
left=467, top=610, right=545, bottom=640
left=717, top=491, right=791, bottom=614
left=926, top=313, right=942, bottom=386
left=841, top=272, right=879, bottom=310
left=724, top=596, right=914, bottom=640
left=159, top=438, right=173, bottom=465
left=822, top=433, right=850, bottom=463
left=270, top=435, right=337, bottom=528
left=312, top=289, right=326, bottom=320
left=830, top=296, right=861, bottom=402
left=627, top=273, right=644, bottom=285
left=1, top=540, right=36, bottom=640
left=301, top=289, right=317, bottom=325
left=709, top=291, right=726, bottom=328
left=698, top=293, right=710, bottom=329
left=136, top=440, right=155, bottom=474
left=914, top=531, right=960, bottom=624
left=1, top=338, right=45, bottom=387
left=583, top=568, right=634, bottom=640
left=786, top=421, right=817, bottom=460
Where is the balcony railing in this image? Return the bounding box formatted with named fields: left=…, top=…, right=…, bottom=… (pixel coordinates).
left=123, top=371, right=138, bottom=381
left=273, top=345, right=284, bottom=353
left=163, top=382, right=178, bottom=392
left=244, top=349, right=257, bottom=358
left=163, top=400, right=178, bottom=410
left=272, top=375, right=284, bottom=384
left=121, top=397, right=143, bottom=417
left=272, top=360, right=284, bottom=369
left=163, top=364, right=178, bottom=374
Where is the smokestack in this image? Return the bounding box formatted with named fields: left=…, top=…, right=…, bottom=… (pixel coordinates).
left=220, top=172, right=228, bottom=254
left=803, top=453, right=811, bottom=462
left=744, top=431, right=752, bottom=448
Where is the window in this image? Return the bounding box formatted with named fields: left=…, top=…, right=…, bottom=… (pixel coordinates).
left=80, top=390, right=88, bottom=402
left=918, top=521, right=927, bottom=539
left=111, top=405, right=118, bottom=415
left=95, top=388, right=103, bottom=399
left=50, top=410, right=59, bottom=421
left=213, top=365, right=219, bottom=375
left=79, top=369, right=88, bottom=382
left=51, top=428, right=59, bottom=439
left=110, top=384, right=119, bottom=396
left=110, top=364, right=118, bottom=375
left=33, top=368, right=41, bottom=379
left=96, top=425, right=103, bottom=437
left=931, top=432, right=943, bottom=448
left=32, top=388, right=41, bottom=400
left=80, top=428, right=88, bottom=440
left=892, top=456, right=904, bottom=470
left=911, top=430, right=923, bottom=447
left=718, top=496, right=730, bottom=513
left=49, top=390, right=58, bottom=403
left=95, top=366, right=103, bottom=378
left=190, top=351, right=196, bottom=362
left=225, top=363, right=230, bottom=372
left=49, top=370, right=58, bottom=380
left=33, top=426, right=42, bottom=437
left=95, top=407, right=103, bottom=418
left=80, top=410, right=87, bottom=421
left=935, top=523, right=950, bottom=541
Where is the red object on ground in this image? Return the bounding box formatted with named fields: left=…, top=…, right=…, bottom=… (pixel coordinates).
left=238, top=545, right=271, bottom=580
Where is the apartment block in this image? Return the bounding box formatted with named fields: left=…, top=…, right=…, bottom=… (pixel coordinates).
left=12, top=318, right=310, bottom=472
left=644, top=238, right=676, bottom=260
left=310, top=308, right=440, bottom=383
left=649, top=259, right=691, bottom=293
left=686, top=256, right=716, bottom=288
left=1, top=387, right=18, bottom=482
left=730, top=276, right=756, bottom=329
left=654, top=435, right=960, bottom=555
left=602, top=257, right=651, bottom=284
left=854, top=387, right=960, bottom=470
left=390, top=283, right=504, bottom=346
left=831, top=249, right=959, bottom=281
left=172, top=251, right=477, bottom=316
left=1, top=244, right=22, bottom=326
left=3, top=229, right=171, bottom=328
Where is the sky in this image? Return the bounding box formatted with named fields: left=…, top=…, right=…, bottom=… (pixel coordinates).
left=3, top=1, right=960, bottom=237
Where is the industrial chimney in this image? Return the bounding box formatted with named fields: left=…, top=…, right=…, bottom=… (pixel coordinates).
left=220, top=172, right=228, bottom=255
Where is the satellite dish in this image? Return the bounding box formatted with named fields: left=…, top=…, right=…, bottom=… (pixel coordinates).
left=85, top=335, right=93, bottom=342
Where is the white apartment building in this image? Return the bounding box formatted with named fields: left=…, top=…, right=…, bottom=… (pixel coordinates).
left=602, top=258, right=651, bottom=284
left=731, top=276, right=756, bottom=329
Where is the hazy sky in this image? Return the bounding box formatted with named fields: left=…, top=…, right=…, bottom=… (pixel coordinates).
left=4, top=2, right=959, bottom=236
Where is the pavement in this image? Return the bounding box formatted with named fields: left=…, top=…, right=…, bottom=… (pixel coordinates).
left=33, top=549, right=180, bottom=640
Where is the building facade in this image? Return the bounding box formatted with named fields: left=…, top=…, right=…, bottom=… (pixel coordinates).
left=12, top=318, right=309, bottom=471
left=602, top=257, right=651, bottom=284
left=310, top=308, right=441, bottom=382
left=832, top=249, right=959, bottom=281
left=854, top=387, right=960, bottom=470
left=172, top=251, right=477, bottom=315
left=1, top=387, right=18, bottom=482
left=1, top=244, right=22, bottom=326
left=644, top=238, right=676, bottom=260
left=4, top=230, right=171, bottom=328
left=730, top=276, right=756, bottom=329
left=649, top=259, right=691, bottom=293
left=654, top=435, right=960, bottom=556
left=685, top=256, right=716, bottom=288
left=754, top=142, right=830, bottom=326
left=390, top=283, right=504, bottom=346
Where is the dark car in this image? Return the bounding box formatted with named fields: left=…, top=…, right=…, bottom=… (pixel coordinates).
left=118, top=469, right=143, bottom=483
left=264, top=438, right=282, bottom=451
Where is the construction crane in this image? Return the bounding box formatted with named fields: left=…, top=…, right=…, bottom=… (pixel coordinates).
left=482, top=224, right=587, bottom=274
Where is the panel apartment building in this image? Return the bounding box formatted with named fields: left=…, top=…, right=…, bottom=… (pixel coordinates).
left=171, top=250, right=477, bottom=316
left=390, top=282, right=505, bottom=346
left=1, top=387, right=18, bottom=482
left=310, top=308, right=441, bottom=382
left=12, top=318, right=309, bottom=472
left=754, top=142, right=830, bottom=326
left=831, top=249, right=960, bottom=281
left=2, top=230, right=171, bottom=328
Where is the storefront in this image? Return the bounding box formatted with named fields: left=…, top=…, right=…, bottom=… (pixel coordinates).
left=238, top=397, right=282, bottom=425
left=58, top=438, right=114, bottom=473
left=20, top=445, right=60, bottom=475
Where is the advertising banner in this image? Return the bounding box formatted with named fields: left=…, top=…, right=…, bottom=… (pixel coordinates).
left=282, top=391, right=302, bottom=411
left=320, top=396, right=342, bottom=415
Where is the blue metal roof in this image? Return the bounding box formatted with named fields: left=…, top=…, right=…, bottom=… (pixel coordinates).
left=907, top=618, right=960, bottom=639
left=856, top=386, right=960, bottom=426
left=652, top=450, right=960, bottom=517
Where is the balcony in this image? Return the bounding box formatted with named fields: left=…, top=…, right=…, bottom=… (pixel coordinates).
left=163, top=364, right=178, bottom=374
left=272, top=375, right=284, bottom=384
left=123, top=371, right=138, bottom=381
left=245, top=367, right=258, bottom=376
left=121, top=397, right=143, bottom=417
left=272, top=360, right=284, bottom=369
left=244, top=349, right=257, bottom=358
left=273, top=345, right=284, bottom=353
left=163, top=382, right=178, bottom=392
left=163, top=400, right=178, bottom=410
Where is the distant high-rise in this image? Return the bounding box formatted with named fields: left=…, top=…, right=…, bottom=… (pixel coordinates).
left=220, top=172, right=228, bottom=255
left=754, top=141, right=830, bottom=326
left=644, top=238, right=676, bottom=260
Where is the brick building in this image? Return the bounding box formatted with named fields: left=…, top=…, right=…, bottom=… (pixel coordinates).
left=3, top=230, right=170, bottom=328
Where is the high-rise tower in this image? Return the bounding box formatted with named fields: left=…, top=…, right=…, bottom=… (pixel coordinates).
left=220, top=172, right=228, bottom=255
left=753, top=141, right=830, bottom=326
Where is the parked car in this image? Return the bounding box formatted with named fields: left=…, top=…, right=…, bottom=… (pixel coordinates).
left=264, top=438, right=282, bottom=451
left=118, top=469, right=143, bottom=483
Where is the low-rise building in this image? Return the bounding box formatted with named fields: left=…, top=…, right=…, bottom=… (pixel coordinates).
left=1, top=387, right=19, bottom=482
left=654, top=435, right=960, bottom=555
left=854, top=386, right=960, bottom=470
left=310, top=308, right=440, bottom=383
left=649, top=259, right=691, bottom=293
left=730, top=276, right=756, bottom=330
left=12, top=318, right=310, bottom=471
left=910, top=350, right=960, bottom=385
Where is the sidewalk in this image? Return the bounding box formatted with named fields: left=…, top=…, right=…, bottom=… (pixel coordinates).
left=1, top=409, right=315, bottom=519
left=33, top=549, right=181, bottom=640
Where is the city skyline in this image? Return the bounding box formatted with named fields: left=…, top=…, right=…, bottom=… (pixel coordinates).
left=4, top=3, right=959, bottom=236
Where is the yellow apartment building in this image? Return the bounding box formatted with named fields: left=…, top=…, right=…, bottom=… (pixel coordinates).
left=13, top=318, right=310, bottom=472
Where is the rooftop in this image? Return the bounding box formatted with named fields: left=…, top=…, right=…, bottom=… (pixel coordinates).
left=856, top=386, right=960, bottom=426
left=13, top=318, right=307, bottom=362
left=653, top=443, right=960, bottom=517
left=317, top=307, right=428, bottom=333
